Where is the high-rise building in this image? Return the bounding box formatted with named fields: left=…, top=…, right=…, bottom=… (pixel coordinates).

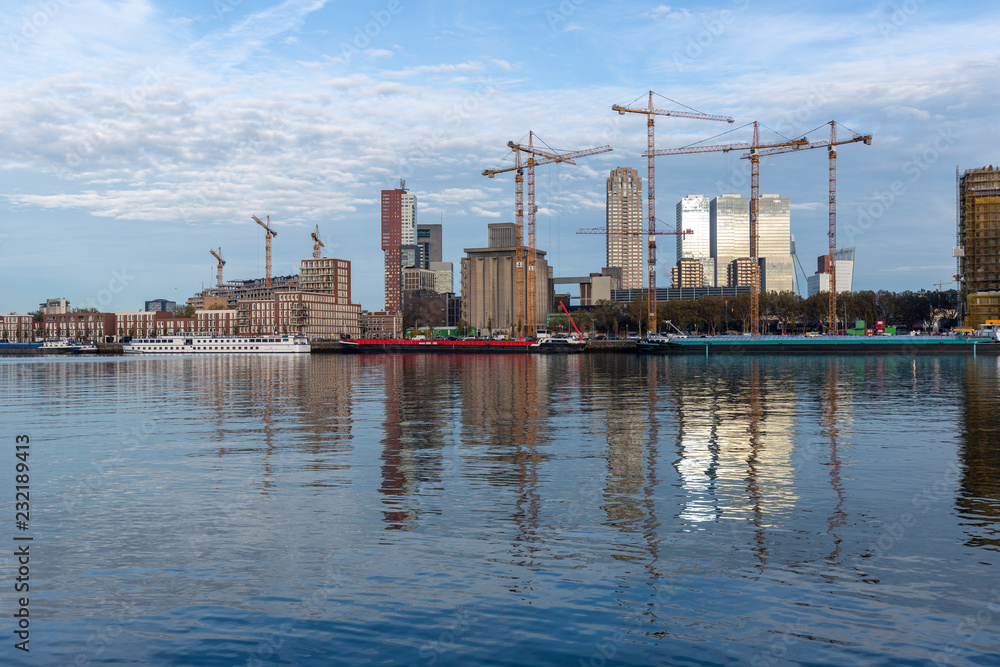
left=711, top=193, right=793, bottom=292
left=807, top=248, right=855, bottom=297
left=416, top=224, right=442, bottom=269
left=757, top=194, right=793, bottom=293
left=677, top=195, right=714, bottom=287
left=381, top=187, right=417, bottom=317
left=606, top=167, right=644, bottom=289
left=710, top=195, right=748, bottom=287
left=958, top=166, right=1000, bottom=326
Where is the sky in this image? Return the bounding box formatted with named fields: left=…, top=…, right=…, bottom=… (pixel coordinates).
left=1, top=0, right=997, bottom=314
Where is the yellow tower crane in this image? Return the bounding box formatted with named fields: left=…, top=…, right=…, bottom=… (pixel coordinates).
left=483, top=135, right=612, bottom=336
left=649, top=122, right=832, bottom=334
left=613, top=91, right=734, bottom=334
left=209, top=247, right=225, bottom=288
left=741, top=121, right=871, bottom=332
left=251, top=215, right=277, bottom=287
left=311, top=224, right=325, bottom=260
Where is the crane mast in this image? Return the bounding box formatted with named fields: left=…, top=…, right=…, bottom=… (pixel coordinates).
left=251, top=215, right=277, bottom=287
left=612, top=91, right=733, bottom=334
left=651, top=122, right=862, bottom=334
left=745, top=122, right=871, bottom=333
left=484, top=138, right=611, bottom=337
left=210, top=247, right=225, bottom=288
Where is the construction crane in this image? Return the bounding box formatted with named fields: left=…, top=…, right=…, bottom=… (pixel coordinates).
left=744, top=122, right=871, bottom=332
left=648, top=122, right=827, bottom=334
left=311, top=224, right=324, bottom=260
left=251, top=215, right=277, bottom=287
left=483, top=135, right=612, bottom=337
left=612, top=91, right=734, bottom=334
left=209, top=247, right=225, bottom=288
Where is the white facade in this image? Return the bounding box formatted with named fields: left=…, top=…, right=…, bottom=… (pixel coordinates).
left=400, top=192, right=417, bottom=245
left=710, top=195, right=748, bottom=287
left=807, top=248, right=855, bottom=297
left=606, top=167, right=644, bottom=289
left=677, top=195, right=713, bottom=287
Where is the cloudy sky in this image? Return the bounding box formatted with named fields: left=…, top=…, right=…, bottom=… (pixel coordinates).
left=1, top=0, right=996, bottom=313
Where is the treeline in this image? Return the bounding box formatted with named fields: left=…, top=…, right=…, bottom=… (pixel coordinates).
left=564, top=290, right=960, bottom=335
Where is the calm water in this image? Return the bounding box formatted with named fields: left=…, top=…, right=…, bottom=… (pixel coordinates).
left=2, top=353, right=999, bottom=666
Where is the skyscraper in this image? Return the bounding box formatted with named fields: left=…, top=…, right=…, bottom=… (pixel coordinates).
left=416, top=224, right=442, bottom=269
left=606, top=167, right=644, bottom=289
left=710, top=193, right=793, bottom=292
left=710, top=194, right=748, bottom=287
left=676, top=195, right=714, bottom=287
left=757, top=194, right=793, bottom=293
left=381, top=187, right=417, bottom=313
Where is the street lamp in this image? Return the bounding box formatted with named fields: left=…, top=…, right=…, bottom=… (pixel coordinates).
left=725, top=299, right=728, bottom=335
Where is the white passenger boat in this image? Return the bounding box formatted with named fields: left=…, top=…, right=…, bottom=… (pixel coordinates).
left=122, top=333, right=310, bottom=354
left=42, top=338, right=97, bottom=352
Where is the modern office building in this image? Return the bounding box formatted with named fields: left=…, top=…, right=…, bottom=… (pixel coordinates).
left=677, top=195, right=714, bottom=287
left=807, top=248, right=856, bottom=297
left=416, top=224, right=442, bottom=269
left=460, top=226, right=552, bottom=332
left=957, top=166, right=1000, bottom=325
left=710, top=195, right=748, bottom=287
left=757, top=194, right=793, bottom=292
left=711, top=193, right=793, bottom=291
left=606, top=167, right=644, bottom=289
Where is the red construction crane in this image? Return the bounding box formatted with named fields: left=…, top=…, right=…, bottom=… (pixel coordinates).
left=209, top=247, right=225, bottom=288
left=612, top=91, right=734, bottom=334
left=251, top=215, right=277, bottom=287
left=484, top=135, right=612, bottom=336
left=649, top=122, right=818, bottom=334
left=311, top=224, right=324, bottom=260
left=743, top=121, right=871, bottom=332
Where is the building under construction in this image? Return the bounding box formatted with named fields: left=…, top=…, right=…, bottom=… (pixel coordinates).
left=958, top=166, right=1000, bottom=326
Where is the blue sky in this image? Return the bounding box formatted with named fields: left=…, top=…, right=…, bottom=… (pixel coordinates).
left=1, top=0, right=996, bottom=313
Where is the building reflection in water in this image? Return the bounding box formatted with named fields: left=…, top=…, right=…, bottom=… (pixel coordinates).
left=600, top=356, right=651, bottom=534
left=958, top=357, right=1000, bottom=551
left=377, top=355, right=449, bottom=530
left=457, top=355, right=546, bottom=564
left=178, top=355, right=358, bottom=494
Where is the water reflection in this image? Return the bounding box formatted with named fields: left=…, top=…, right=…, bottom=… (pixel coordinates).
left=959, top=357, right=1000, bottom=551
left=377, top=355, right=450, bottom=530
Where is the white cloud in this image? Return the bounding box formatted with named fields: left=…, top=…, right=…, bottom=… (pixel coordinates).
left=644, top=5, right=690, bottom=21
